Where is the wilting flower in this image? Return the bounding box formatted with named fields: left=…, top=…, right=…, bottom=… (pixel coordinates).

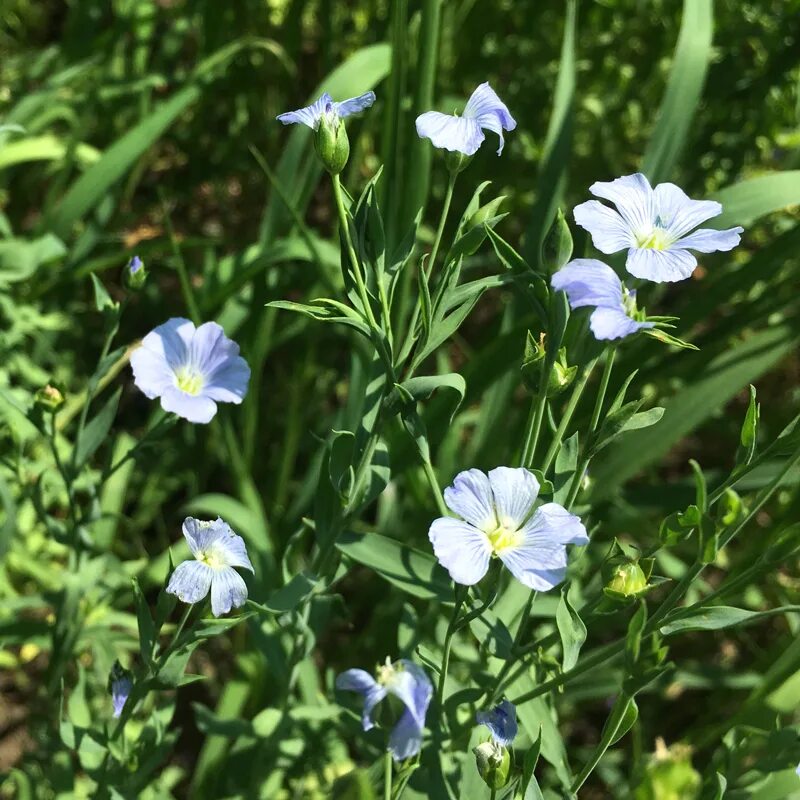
left=429, top=467, right=588, bottom=590
left=108, top=661, right=133, bottom=719
left=276, top=91, right=376, bottom=129
left=415, top=82, right=516, bottom=156
left=573, top=173, right=743, bottom=283
left=551, top=258, right=654, bottom=341
left=131, top=318, right=250, bottom=424
left=477, top=699, right=517, bottom=747
left=336, top=657, right=433, bottom=761
left=167, top=517, right=254, bottom=617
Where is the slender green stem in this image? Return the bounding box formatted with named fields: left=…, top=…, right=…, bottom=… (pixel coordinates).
left=427, top=172, right=456, bottom=279
left=539, top=357, right=598, bottom=474
left=437, top=587, right=466, bottom=714
left=384, top=749, right=393, bottom=800
left=565, top=347, right=615, bottom=508
left=331, top=173, right=379, bottom=330
left=422, top=457, right=448, bottom=517
left=490, top=788, right=497, bottom=800
left=520, top=370, right=550, bottom=468
left=398, top=171, right=458, bottom=369
left=161, top=193, right=201, bottom=325
left=489, top=591, right=537, bottom=704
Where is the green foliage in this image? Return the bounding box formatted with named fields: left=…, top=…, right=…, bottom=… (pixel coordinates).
left=1, top=1, right=800, bottom=799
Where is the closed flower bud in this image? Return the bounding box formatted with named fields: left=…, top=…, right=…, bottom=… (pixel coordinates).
left=521, top=333, right=575, bottom=397
left=473, top=741, right=511, bottom=789
left=123, top=255, right=147, bottom=290
left=34, top=384, right=65, bottom=412
left=314, top=109, right=350, bottom=175
left=607, top=562, right=648, bottom=597
left=541, top=208, right=573, bottom=274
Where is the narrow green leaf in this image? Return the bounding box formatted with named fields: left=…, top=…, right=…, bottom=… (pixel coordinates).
left=642, top=0, right=713, bottom=183
left=74, top=387, right=121, bottom=468
left=556, top=583, right=587, bottom=671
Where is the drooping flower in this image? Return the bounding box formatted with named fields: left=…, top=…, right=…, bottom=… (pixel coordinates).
left=477, top=699, right=518, bottom=748
left=335, top=657, right=433, bottom=761
left=131, top=318, right=250, bottom=424
left=429, top=467, right=588, bottom=590
left=108, top=661, right=133, bottom=719
left=276, top=91, right=376, bottom=129
left=415, top=82, right=517, bottom=156
left=573, top=173, right=743, bottom=283
left=551, top=258, right=654, bottom=341
left=166, top=517, right=254, bottom=617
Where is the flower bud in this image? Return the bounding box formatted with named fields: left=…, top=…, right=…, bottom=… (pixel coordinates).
left=634, top=738, right=701, bottom=800
left=123, top=255, right=147, bottom=290
left=34, top=384, right=65, bottom=412
left=521, top=333, right=576, bottom=397
left=540, top=208, right=573, bottom=274
left=606, top=562, right=648, bottom=597
left=473, top=741, right=511, bottom=789
left=107, top=660, right=133, bottom=718
left=314, top=109, right=350, bottom=175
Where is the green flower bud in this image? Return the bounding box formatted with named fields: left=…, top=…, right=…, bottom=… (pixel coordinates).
left=314, top=111, right=350, bottom=175
left=445, top=150, right=473, bottom=175
left=607, top=562, right=648, bottom=597
left=473, top=741, right=511, bottom=789
left=540, top=208, right=573, bottom=274
left=123, top=255, right=147, bottom=291
left=521, top=333, right=576, bottom=397
left=34, top=384, right=65, bottom=412
left=465, top=196, right=506, bottom=230
left=634, top=739, right=701, bottom=800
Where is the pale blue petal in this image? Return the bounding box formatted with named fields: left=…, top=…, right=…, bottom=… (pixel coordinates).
left=336, top=669, right=387, bottom=731
left=573, top=200, right=634, bottom=253
left=499, top=503, right=587, bottom=591
left=551, top=259, right=623, bottom=310
left=210, top=566, right=248, bottom=617
left=528, top=503, right=589, bottom=545
left=184, top=517, right=254, bottom=572
left=488, top=467, right=539, bottom=529
left=389, top=710, right=424, bottom=761
left=189, top=322, right=250, bottom=404
left=672, top=226, right=743, bottom=253
left=159, top=385, right=217, bottom=423
left=276, top=93, right=332, bottom=128
left=464, top=82, right=516, bottom=130
left=415, top=111, right=484, bottom=155
left=131, top=317, right=195, bottom=398
left=392, top=660, right=433, bottom=728
left=589, top=307, right=652, bottom=341
left=626, top=246, right=697, bottom=282
left=652, top=183, right=721, bottom=239
left=130, top=346, right=174, bottom=399
left=477, top=699, right=517, bottom=747
left=167, top=560, right=213, bottom=604
left=589, top=174, right=655, bottom=234
left=463, top=83, right=516, bottom=155
left=335, top=91, right=376, bottom=118
left=429, top=518, right=492, bottom=585
left=111, top=675, right=132, bottom=718
left=443, top=468, right=497, bottom=529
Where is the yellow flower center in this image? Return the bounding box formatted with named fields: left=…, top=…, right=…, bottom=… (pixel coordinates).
left=635, top=227, right=672, bottom=250
left=176, top=367, right=204, bottom=396
left=486, top=524, right=522, bottom=554
left=377, top=656, right=398, bottom=686
left=197, top=549, right=225, bottom=569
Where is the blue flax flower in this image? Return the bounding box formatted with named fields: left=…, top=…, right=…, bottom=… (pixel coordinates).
left=131, top=318, right=250, bottom=424
left=108, top=661, right=133, bottom=719
left=128, top=255, right=144, bottom=275
left=415, top=82, right=516, bottom=156
left=573, top=173, right=743, bottom=283
left=477, top=699, right=517, bottom=747
left=167, top=517, right=254, bottom=617
left=429, top=467, right=588, bottom=590
left=276, top=91, right=376, bottom=129
left=551, top=258, right=654, bottom=341
left=336, top=657, right=433, bottom=761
